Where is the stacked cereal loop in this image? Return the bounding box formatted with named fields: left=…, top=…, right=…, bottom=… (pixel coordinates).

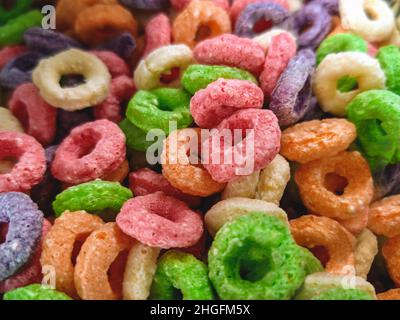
left=1, top=0, right=400, bottom=301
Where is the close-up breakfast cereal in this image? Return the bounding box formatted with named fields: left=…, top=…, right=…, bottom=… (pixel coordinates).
left=1, top=0, right=400, bottom=305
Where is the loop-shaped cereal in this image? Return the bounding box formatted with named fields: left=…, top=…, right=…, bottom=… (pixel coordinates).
left=0, top=45, right=27, bottom=70
left=97, top=32, right=136, bottom=61
left=51, top=120, right=126, bottom=185
left=193, top=34, right=265, bottom=75
left=40, top=211, right=104, bottom=297
left=91, top=51, right=131, bottom=78
left=269, top=49, right=316, bottom=127
left=172, top=0, right=231, bottom=48
left=134, top=44, right=194, bottom=90
left=230, top=0, right=290, bottom=24
left=205, top=197, right=289, bottom=237
left=119, top=119, right=154, bottom=152
left=346, top=90, right=400, bottom=170
left=52, top=180, right=133, bottom=218
left=126, top=88, right=192, bottom=134
left=280, top=119, right=357, bottom=164
left=313, top=52, right=386, bottom=117
left=161, top=128, right=226, bottom=197
left=0, top=107, right=24, bottom=133
left=120, top=0, right=169, bottom=10
left=378, top=289, right=400, bottom=300
left=377, top=45, right=400, bottom=96
left=0, top=192, right=43, bottom=282
left=32, top=49, right=111, bottom=111
left=311, top=287, right=375, bottom=300
left=171, top=0, right=230, bottom=11
left=0, top=0, right=32, bottom=24
left=190, top=79, right=264, bottom=128
left=290, top=215, right=355, bottom=275
left=0, top=132, right=46, bottom=193
left=383, top=235, right=400, bottom=287
left=295, top=151, right=374, bottom=220
left=368, top=195, right=400, bottom=237
left=208, top=212, right=323, bottom=300
left=339, top=0, right=395, bottom=43
left=354, top=229, right=378, bottom=279
left=74, top=222, right=134, bottom=300
left=116, top=192, right=204, bottom=249
left=150, top=251, right=214, bottom=300
left=143, top=14, right=171, bottom=57
left=123, top=243, right=160, bottom=300
left=3, top=284, right=72, bottom=300
left=252, top=28, right=297, bottom=52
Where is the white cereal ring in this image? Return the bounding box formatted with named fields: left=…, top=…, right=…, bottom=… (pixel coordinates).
left=354, top=229, right=378, bottom=279
left=32, top=49, right=111, bottom=111
left=313, top=52, right=386, bottom=116
left=205, top=197, right=289, bottom=237
left=252, top=28, right=297, bottom=52
left=123, top=243, right=160, bottom=300
left=339, top=0, right=395, bottom=42
left=221, top=171, right=260, bottom=200
left=0, top=107, right=24, bottom=133
left=134, top=44, right=194, bottom=90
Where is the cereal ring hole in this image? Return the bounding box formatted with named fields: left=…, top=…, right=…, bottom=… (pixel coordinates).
left=0, top=223, right=8, bottom=245
left=309, top=245, right=330, bottom=268
left=238, top=242, right=271, bottom=282
left=294, top=76, right=312, bottom=113
left=71, top=233, right=91, bottom=266
left=362, top=119, right=388, bottom=138
left=1, top=0, right=16, bottom=10
left=253, top=18, right=273, bottom=34
left=195, top=25, right=213, bottom=42
left=59, top=74, right=86, bottom=88
left=0, top=157, right=18, bottom=174
left=324, top=172, right=349, bottom=196
left=72, top=129, right=101, bottom=159
left=160, top=67, right=181, bottom=85
left=107, top=249, right=129, bottom=298
left=336, top=76, right=359, bottom=93
left=364, top=5, right=379, bottom=21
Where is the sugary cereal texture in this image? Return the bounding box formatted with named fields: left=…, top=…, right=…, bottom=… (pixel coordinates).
left=354, top=229, right=378, bottom=279
left=4, top=284, right=72, bottom=300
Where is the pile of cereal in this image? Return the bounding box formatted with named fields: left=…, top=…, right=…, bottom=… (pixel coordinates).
left=1, top=0, right=400, bottom=301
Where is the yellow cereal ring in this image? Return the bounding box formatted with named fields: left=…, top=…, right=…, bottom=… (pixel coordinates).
left=313, top=52, right=386, bottom=116
left=0, top=107, right=24, bottom=133
left=354, top=229, right=378, bottom=279
left=32, top=49, right=111, bottom=111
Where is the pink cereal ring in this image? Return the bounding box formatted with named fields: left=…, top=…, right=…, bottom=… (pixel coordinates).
left=171, top=0, right=230, bottom=12
left=9, top=83, right=57, bottom=146
left=90, top=50, right=130, bottom=78
left=94, top=75, right=136, bottom=123
left=193, top=34, right=266, bottom=75
left=203, top=109, right=281, bottom=183
left=51, top=119, right=126, bottom=185
left=230, top=0, right=290, bottom=24
left=367, top=43, right=378, bottom=57
left=0, top=45, right=27, bottom=70
left=260, top=32, right=297, bottom=99
left=0, top=219, right=51, bottom=293
left=0, top=132, right=46, bottom=192
left=117, top=192, right=204, bottom=249
left=143, top=14, right=171, bottom=57
left=190, top=79, right=264, bottom=128
left=129, top=168, right=201, bottom=208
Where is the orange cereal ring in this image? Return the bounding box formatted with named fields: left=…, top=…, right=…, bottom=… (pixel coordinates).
left=172, top=0, right=231, bottom=48
left=74, top=223, right=134, bottom=300
left=281, top=119, right=357, bottom=164
left=295, top=151, right=374, bottom=220
left=328, top=16, right=348, bottom=37
left=368, top=195, right=400, bottom=238
left=161, top=128, right=226, bottom=197
left=74, top=4, right=138, bottom=46
left=102, top=160, right=130, bottom=183
left=335, top=208, right=369, bottom=236
left=40, top=211, right=104, bottom=298
left=382, top=235, right=400, bottom=287
left=290, top=215, right=355, bottom=275
left=378, top=289, right=400, bottom=300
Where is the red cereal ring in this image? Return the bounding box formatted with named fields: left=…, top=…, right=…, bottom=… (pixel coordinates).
left=190, top=79, right=264, bottom=128
left=74, top=222, right=134, bottom=300
left=290, top=215, right=356, bottom=275
left=51, top=119, right=126, bottom=185
left=116, top=192, right=204, bottom=249
left=0, top=219, right=51, bottom=293
left=260, top=32, right=297, bottom=99
left=93, top=75, right=136, bottom=123
left=230, top=0, right=290, bottom=24
left=193, top=34, right=266, bottom=75
left=368, top=195, right=400, bottom=238
left=382, top=235, right=400, bottom=287
left=0, top=45, right=27, bottom=70
left=171, top=0, right=229, bottom=11
left=9, top=83, right=57, bottom=146
left=129, top=168, right=201, bottom=208
left=204, top=109, right=281, bottom=183
left=0, top=131, right=46, bottom=192
left=295, top=151, right=374, bottom=220
left=178, top=229, right=207, bottom=259
left=90, top=51, right=130, bottom=78
left=143, top=13, right=171, bottom=57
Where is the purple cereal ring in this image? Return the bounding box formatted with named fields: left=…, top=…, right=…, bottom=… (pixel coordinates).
left=190, top=79, right=264, bottom=128
left=308, top=0, right=338, bottom=15
left=97, top=32, right=136, bottom=61
left=56, top=109, right=94, bottom=143
left=234, top=2, right=289, bottom=38
left=0, top=192, right=43, bottom=282
left=0, top=52, right=43, bottom=89
left=269, top=49, right=316, bottom=127
left=24, top=27, right=84, bottom=55
left=120, top=0, right=169, bottom=10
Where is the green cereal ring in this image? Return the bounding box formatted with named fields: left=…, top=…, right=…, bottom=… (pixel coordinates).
left=0, top=0, right=33, bottom=25
left=4, top=284, right=72, bottom=300
left=312, top=288, right=374, bottom=300
left=126, top=88, right=192, bottom=134
left=208, top=212, right=323, bottom=300
left=52, top=180, right=133, bottom=218
left=150, top=251, right=214, bottom=300
left=0, top=10, right=42, bottom=46
left=182, top=64, right=258, bottom=95
left=316, top=34, right=367, bottom=66
left=346, top=90, right=400, bottom=170
left=120, top=119, right=155, bottom=152
left=377, top=45, right=400, bottom=96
